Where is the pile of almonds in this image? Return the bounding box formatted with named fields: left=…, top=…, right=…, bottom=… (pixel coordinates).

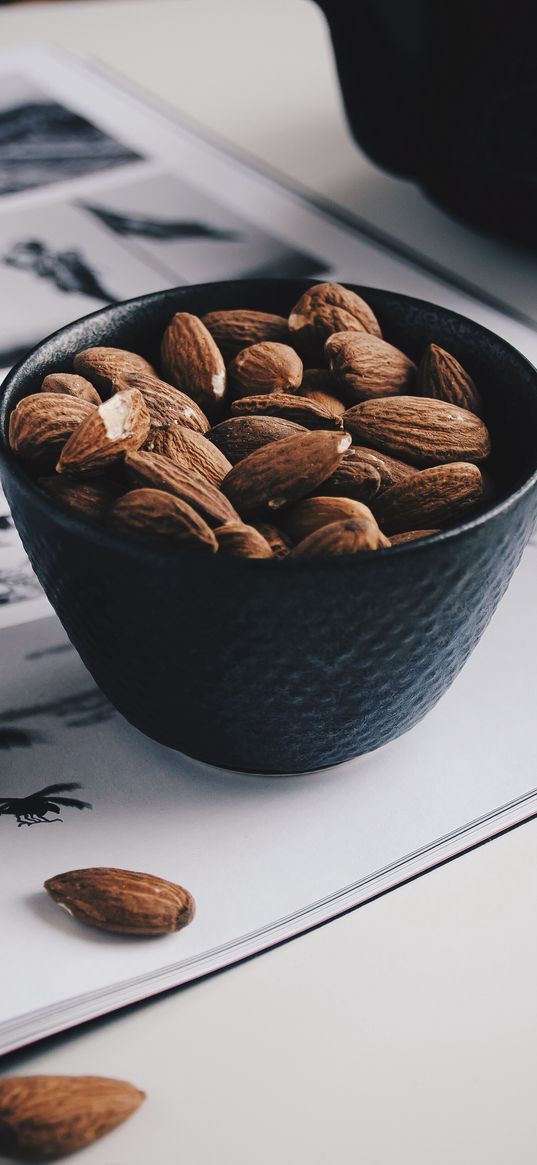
left=8, top=283, right=493, bottom=559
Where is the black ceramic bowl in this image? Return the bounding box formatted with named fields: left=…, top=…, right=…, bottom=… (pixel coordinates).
left=2, top=280, right=537, bottom=774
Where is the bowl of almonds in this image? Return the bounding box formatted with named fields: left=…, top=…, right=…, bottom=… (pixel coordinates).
left=1, top=279, right=537, bottom=774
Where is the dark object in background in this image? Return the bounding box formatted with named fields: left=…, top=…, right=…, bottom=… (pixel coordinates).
left=318, top=0, right=537, bottom=247
left=1, top=279, right=537, bottom=773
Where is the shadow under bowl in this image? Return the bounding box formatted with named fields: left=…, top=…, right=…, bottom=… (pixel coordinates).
left=1, top=279, right=537, bottom=774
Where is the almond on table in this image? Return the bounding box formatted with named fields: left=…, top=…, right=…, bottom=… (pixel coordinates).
left=0, top=1075, right=145, bottom=1160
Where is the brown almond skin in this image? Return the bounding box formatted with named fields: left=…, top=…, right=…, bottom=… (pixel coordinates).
left=144, top=426, right=232, bottom=488
left=254, top=522, right=293, bottom=558
left=350, top=445, right=416, bottom=491
left=317, top=448, right=381, bottom=502
left=298, top=387, right=347, bottom=418
left=38, top=477, right=123, bottom=523
left=202, top=309, right=290, bottom=361
left=282, top=496, right=380, bottom=543
left=9, top=394, right=96, bottom=467
left=373, top=463, right=487, bottom=533
left=290, top=517, right=390, bottom=559
left=326, top=331, right=416, bottom=401
left=160, top=312, right=227, bottom=417
left=344, top=396, right=491, bottom=466
left=215, top=522, right=274, bottom=558
left=288, top=282, right=382, bottom=360
left=207, top=415, right=306, bottom=464
left=45, top=867, right=196, bottom=935
left=228, top=342, right=303, bottom=398
left=231, top=392, right=343, bottom=431
left=388, top=529, right=441, bottom=545
left=0, top=1075, right=145, bottom=1160
left=114, top=371, right=210, bottom=433
left=221, top=430, right=351, bottom=517
left=73, top=347, right=154, bottom=395
left=57, top=389, right=150, bottom=475
left=124, top=450, right=239, bottom=527
left=109, top=488, right=218, bottom=551
left=416, top=344, right=482, bottom=414
left=41, top=372, right=101, bottom=405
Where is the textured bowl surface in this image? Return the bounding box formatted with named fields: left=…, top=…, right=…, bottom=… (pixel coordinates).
left=1, top=280, right=537, bottom=774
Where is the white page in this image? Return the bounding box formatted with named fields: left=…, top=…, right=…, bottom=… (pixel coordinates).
left=1, top=45, right=537, bottom=1054
left=0, top=546, right=536, bottom=1055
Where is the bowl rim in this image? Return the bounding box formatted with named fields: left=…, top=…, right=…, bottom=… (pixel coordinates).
left=1, top=277, right=537, bottom=571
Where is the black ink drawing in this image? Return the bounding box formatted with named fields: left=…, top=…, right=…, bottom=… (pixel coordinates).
left=0, top=782, right=92, bottom=827
left=0, top=686, right=115, bottom=731
left=81, top=202, right=240, bottom=242
left=0, top=91, right=140, bottom=196
left=2, top=240, right=118, bottom=303
left=0, top=727, right=44, bottom=749
left=0, top=563, right=43, bottom=606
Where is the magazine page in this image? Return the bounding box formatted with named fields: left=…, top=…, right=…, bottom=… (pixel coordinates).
left=1, top=45, right=537, bottom=1055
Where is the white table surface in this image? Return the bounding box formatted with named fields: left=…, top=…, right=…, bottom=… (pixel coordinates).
left=1, top=3, right=537, bottom=1162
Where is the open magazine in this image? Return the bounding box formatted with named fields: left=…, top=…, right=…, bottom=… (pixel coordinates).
left=1, top=45, right=536, bottom=1056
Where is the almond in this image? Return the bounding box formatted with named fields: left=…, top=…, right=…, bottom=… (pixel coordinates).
left=161, top=312, right=226, bottom=417
left=373, top=463, right=487, bottom=533
left=73, top=347, right=154, bottom=395
left=350, top=445, right=416, bottom=491
left=215, top=522, right=274, bottom=558
left=290, top=517, right=390, bottom=559
left=282, top=496, right=380, bottom=543
left=202, top=309, right=290, bottom=360
left=316, top=448, right=381, bottom=501
left=8, top=394, right=96, bottom=467
left=124, top=450, right=239, bottom=527
left=114, top=371, right=210, bottom=434
left=416, top=343, right=482, bottom=414
left=57, top=389, right=150, bottom=475
left=0, top=1075, right=145, bottom=1160
left=144, top=426, right=232, bottom=488
left=325, top=332, right=416, bottom=400
left=344, top=396, right=491, bottom=466
left=253, top=522, right=293, bottom=558
left=389, top=529, right=441, bottom=545
left=109, top=488, right=218, bottom=551
left=207, top=415, right=306, bottom=464
left=221, top=430, right=351, bottom=516
left=41, top=372, right=101, bottom=405
left=228, top=342, right=303, bottom=398
left=231, top=392, right=343, bottom=431
left=288, top=282, right=382, bottom=360
left=298, top=387, right=347, bottom=418
left=38, top=476, right=123, bottom=523
left=44, top=866, right=196, bottom=935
